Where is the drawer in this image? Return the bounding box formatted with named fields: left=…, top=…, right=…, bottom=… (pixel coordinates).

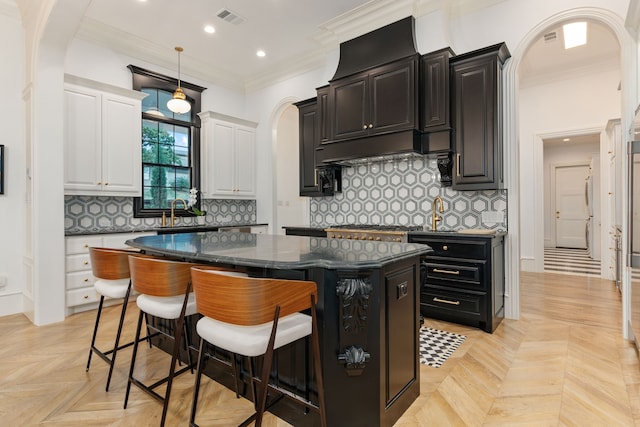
left=410, top=236, right=488, bottom=259
left=65, top=236, right=102, bottom=255
left=425, top=261, right=484, bottom=290
left=421, top=287, right=484, bottom=319
left=66, top=253, right=91, bottom=273
left=66, top=271, right=95, bottom=290
left=67, top=287, right=100, bottom=307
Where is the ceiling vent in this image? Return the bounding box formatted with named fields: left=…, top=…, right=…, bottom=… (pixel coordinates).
left=216, top=8, right=245, bottom=25
left=543, top=32, right=557, bottom=43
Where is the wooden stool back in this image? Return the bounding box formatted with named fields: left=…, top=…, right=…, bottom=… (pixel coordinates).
left=128, top=255, right=200, bottom=297
left=89, top=247, right=139, bottom=280
left=190, top=267, right=317, bottom=325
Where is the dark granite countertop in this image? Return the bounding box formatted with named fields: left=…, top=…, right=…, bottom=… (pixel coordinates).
left=65, top=223, right=267, bottom=236
left=126, top=231, right=431, bottom=270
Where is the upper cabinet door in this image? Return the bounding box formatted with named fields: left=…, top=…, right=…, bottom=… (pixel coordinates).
left=234, top=126, right=256, bottom=197
left=210, top=121, right=236, bottom=196
left=64, top=86, right=102, bottom=193
left=451, top=43, right=509, bottom=190
left=101, top=93, right=142, bottom=194
left=330, top=73, right=369, bottom=141
left=369, top=58, right=416, bottom=134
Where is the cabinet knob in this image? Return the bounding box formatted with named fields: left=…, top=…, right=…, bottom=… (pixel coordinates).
left=83, top=261, right=88, bottom=265
left=368, top=124, right=373, bottom=129
left=83, top=278, right=89, bottom=282
left=442, top=245, right=448, bottom=251
left=83, top=295, right=89, bottom=299
left=104, top=182, right=109, bottom=186
left=83, top=244, right=89, bottom=248
left=363, top=125, right=367, bottom=130
left=97, top=181, right=101, bottom=185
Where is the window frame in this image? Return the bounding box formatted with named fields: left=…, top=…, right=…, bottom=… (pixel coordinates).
left=128, top=65, right=206, bottom=218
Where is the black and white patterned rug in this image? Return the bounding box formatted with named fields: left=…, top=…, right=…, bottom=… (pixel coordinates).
left=419, top=327, right=466, bottom=368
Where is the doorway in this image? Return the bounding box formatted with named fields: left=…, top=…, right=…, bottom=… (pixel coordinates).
left=553, top=163, right=589, bottom=249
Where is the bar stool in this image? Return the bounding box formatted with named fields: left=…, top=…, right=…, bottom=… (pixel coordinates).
left=86, top=247, right=140, bottom=392
left=124, top=255, right=203, bottom=427
left=189, top=268, right=327, bottom=427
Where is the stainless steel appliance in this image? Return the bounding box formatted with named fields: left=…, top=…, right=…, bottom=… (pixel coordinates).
left=324, top=225, right=422, bottom=243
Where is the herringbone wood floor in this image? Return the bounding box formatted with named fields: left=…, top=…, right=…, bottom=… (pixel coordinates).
left=1, top=272, right=640, bottom=426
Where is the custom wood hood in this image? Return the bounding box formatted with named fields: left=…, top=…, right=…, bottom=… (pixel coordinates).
left=314, top=16, right=451, bottom=166
left=330, top=16, right=418, bottom=81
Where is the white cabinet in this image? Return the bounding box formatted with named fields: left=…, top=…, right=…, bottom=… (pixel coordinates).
left=250, top=225, right=268, bottom=234
left=199, top=111, right=258, bottom=199
left=64, top=75, right=146, bottom=196
left=64, top=232, right=155, bottom=315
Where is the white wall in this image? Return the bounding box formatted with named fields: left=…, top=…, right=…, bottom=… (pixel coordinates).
left=0, top=11, right=25, bottom=316
left=519, top=68, right=621, bottom=271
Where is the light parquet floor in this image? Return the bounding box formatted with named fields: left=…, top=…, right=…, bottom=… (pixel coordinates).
left=1, top=271, right=640, bottom=426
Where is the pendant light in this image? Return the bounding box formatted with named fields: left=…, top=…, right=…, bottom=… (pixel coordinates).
left=167, top=46, right=191, bottom=114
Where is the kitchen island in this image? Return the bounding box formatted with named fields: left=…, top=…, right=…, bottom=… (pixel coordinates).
left=127, top=231, right=430, bottom=427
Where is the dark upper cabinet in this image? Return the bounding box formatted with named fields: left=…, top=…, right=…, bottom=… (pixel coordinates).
left=421, top=47, right=454, bottom=132
left=420, top=47, right=455, bottom=155
left=451, top=43, right=510, bottom=190
left=294, top=94, right=341, bottom=197
left=295, top=97, right=321, bottom=196
left=329, top=55, right=419, bottom=142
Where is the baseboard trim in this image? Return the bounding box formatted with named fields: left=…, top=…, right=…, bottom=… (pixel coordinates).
left=0, top=292, right=23, bottom=317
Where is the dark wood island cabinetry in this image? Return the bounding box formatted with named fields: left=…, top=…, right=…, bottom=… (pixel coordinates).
left=127, top=232, right=429, bottom=427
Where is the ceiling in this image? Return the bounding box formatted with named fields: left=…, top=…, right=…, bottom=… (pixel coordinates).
left=0, top=0, right=622, bottom=95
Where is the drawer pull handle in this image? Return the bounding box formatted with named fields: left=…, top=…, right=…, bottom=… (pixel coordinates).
left=433, top=268, right=460, bottom=275
left=433, top=297, right=460, bottom=305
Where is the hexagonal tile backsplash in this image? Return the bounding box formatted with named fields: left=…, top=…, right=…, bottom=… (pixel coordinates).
left=310, top=156, right=507, bottom=231
left=65, top=196, right=256, bottom=234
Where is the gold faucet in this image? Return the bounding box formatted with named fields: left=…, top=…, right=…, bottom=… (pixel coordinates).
left=170, top=198, right=188, bottom=227
left=431, top=196, right=445, bottom=231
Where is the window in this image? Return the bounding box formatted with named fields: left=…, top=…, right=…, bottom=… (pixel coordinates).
left=128, top=65, right=206, bottom=217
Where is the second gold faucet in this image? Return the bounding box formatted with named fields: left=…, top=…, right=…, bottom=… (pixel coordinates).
left=431, top=196, right=445, bottom=231
left=170, top=198, right=188, bottom=227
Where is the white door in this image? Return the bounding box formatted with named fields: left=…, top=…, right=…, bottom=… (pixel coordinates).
left=555, top=164, right=589, bottom=248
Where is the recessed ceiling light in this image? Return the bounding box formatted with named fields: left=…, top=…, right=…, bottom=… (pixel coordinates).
left=204, top=25, right=215, bottom=34
left=563, top=22, right=587, bottom=49
left=256, top=50, right=266, bottom=58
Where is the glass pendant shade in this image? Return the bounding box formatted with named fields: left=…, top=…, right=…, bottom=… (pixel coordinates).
left=167, top=87, right=191, bottom=114
left=167, top=46, right=191, bottom=114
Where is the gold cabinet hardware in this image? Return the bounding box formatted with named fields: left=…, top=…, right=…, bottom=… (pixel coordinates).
left=83, top=261, right=88, bottom=265
left=433, top=268, right=460, bottom=275
left=104, top=182, right=109, bottom=185
left=556, top=211, right=560, bottom=219
left=314, top=168, right=318, bottom=186
left=97, top=181, right=101, bottom=185
left=83, top=244, right=89, bottom=248
left=433, top=297, right=460, bottom=305
left=456, top=153, right=461, bottom=176
left=363, top=125, right=367, bottom=129
left=83, top=295, right=89, bottom=299
left=368, top=124, right=373, bottom=128
left=442, top=245, right=448, bottom=251
left=83, top=278, right=89, bottom=282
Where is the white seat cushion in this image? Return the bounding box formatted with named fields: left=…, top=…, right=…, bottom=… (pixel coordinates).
left=94, top=278, right=130, bottom=299
left=137, top=292, right=197, bottom=320
left=196, top=313, right=312, bottom=357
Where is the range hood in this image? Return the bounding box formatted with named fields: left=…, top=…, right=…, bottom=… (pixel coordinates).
left=316, top=17, right=445, bottom=166
left=331, top=16, right=418, bottom=81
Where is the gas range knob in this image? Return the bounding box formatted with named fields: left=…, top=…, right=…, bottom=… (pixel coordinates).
left=375, top=237, right=382, bottom=241
left=368, top=237, right=374, bottom=240
left=336, top=235, right=342, bottom=239
left=360, top=236, right=367, bottom=240
left=346, top=235, right=352, bottom=239
left=395, top=238, right=401, bottom=242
